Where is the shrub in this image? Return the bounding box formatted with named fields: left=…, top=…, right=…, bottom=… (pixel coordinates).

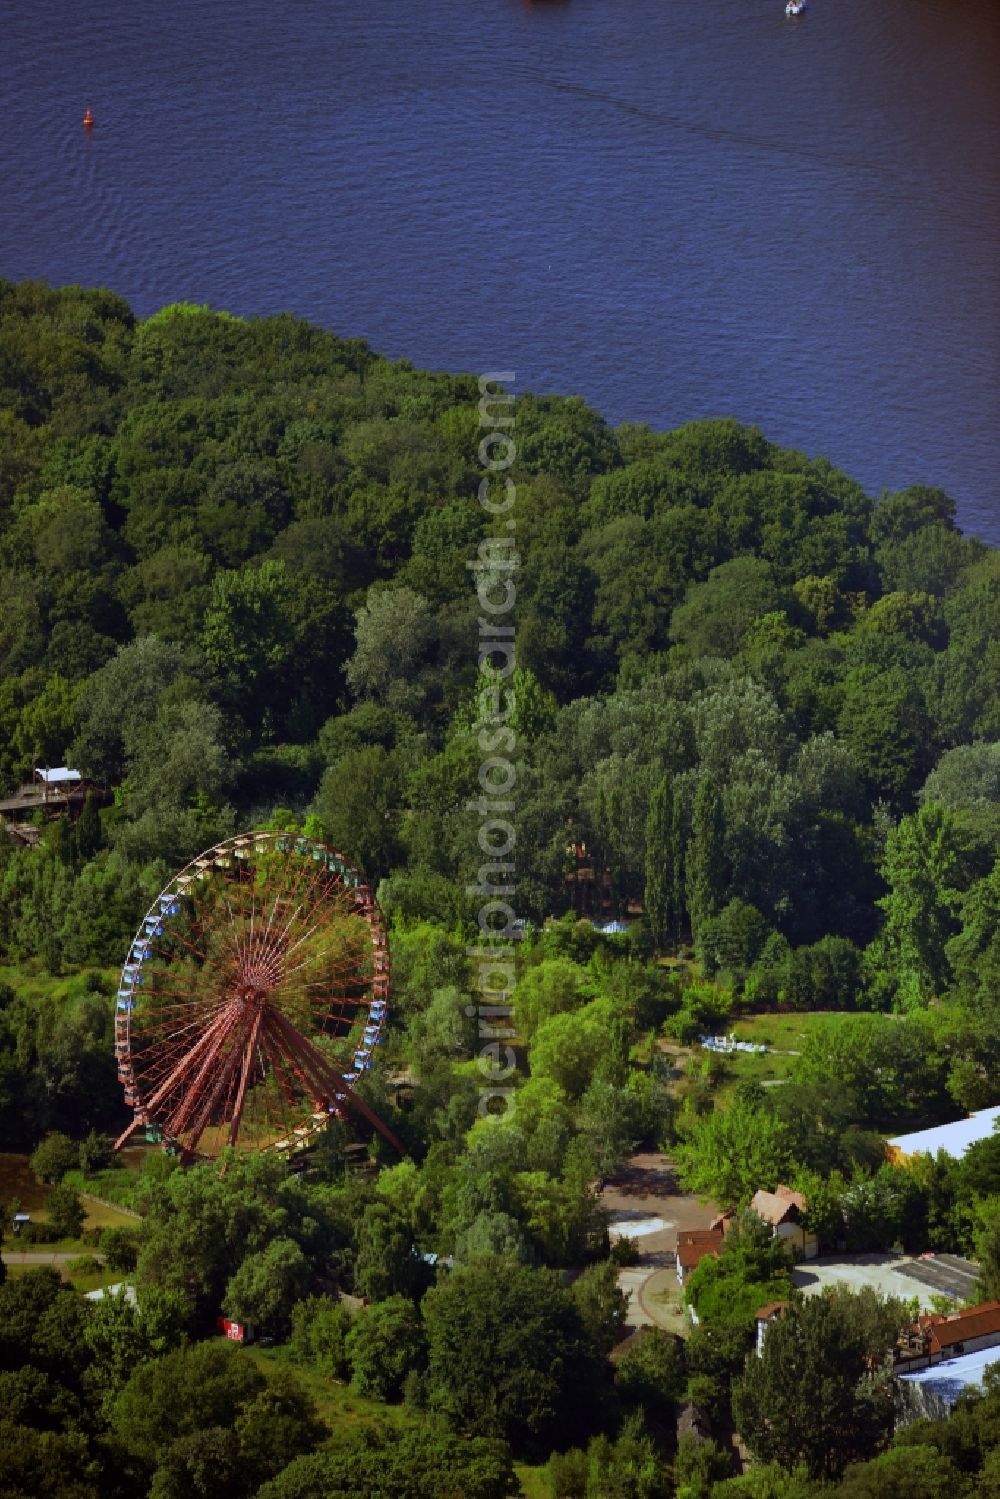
left=289, top=1295, right=353, bottom=1380
left=30, top=1132, right=79, bottom=1184
left=345, top=1294, right=426, bottom=1402
left=102, top=1225, right=140, bottom=1272
left=616, top=1328, right=686, bottom=1407
left=47, top=1183, right=85, bottom=1239
left=18, top=1221, right=61, bottom=1245
left=609, top=1236, right=641, bottom=1267
left=67, top=1255, right=103, bottom=1275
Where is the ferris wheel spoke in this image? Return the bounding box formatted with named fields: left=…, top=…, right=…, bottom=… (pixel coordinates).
left=226, top=1008, right=266, bottom=1149
left=263, top=858, right=338, bottom=975
left=147, top=918, right=216, bottom=970
left=241, top=849, right=318, bottom=985
left=260, top=1023, right=308, bottom=1121
left=262, top=1008, right=327, bottom=1104
left=147, top=998, right=243, bottom=1124
left=278, top=916, right=365, bottom=992
left=280, top=945, right=372, bottom=994
left=181, top=1025, right=252, bottom=1156
left=241, top=870, right=286, bottom=988
left=136, top=984, right=227, bottom=1014
left=131, top=1026, right=215, bottom=1077
left=282, top=872, right=350, bottom=955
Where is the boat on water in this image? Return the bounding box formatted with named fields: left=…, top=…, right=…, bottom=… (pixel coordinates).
left=785, top=1, right=806, bottom=14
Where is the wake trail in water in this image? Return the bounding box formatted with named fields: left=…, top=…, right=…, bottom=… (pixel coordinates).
left=517, top=63, right=992, bottom=237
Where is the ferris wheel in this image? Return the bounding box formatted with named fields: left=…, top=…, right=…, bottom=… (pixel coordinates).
left=113, top=832, right=402, bottom=1160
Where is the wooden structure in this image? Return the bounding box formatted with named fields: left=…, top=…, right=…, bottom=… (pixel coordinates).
left=0, top=767, right=105, bottom=821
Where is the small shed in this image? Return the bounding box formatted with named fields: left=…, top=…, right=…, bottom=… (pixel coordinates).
left=676, top=1401, right=713, bottom=1447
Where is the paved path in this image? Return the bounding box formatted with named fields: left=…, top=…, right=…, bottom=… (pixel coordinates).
left=2, top=1250, right=105, bottom=1265
left=601, top=1151, right=718, bottom=1335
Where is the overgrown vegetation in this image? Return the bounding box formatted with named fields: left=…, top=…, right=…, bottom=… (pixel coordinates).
left=1, top=281, right=999, bottom=1496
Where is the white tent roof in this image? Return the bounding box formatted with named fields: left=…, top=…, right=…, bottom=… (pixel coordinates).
left=900, top=1344, right=1000, bottom=1405
left=889, top=1105, right=1000, bottom=1162
left=35, top=767, right=82, bottom=785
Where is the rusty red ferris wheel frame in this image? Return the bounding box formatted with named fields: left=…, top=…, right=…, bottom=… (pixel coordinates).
left=113, top=831, right=402, bottom=1160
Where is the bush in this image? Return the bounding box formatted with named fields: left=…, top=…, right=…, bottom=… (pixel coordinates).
left=30, top=1131, right=79, bottom=1184
left=47, top=1183, right=85, bottom=1239
left=18, top=1221, right=61, bottom=1245
left=609, top=1236, right=641, bottom=1267
left=616, top=1328, right=686, bottom=1408
left=102, top=1225, right=140, bottom=1272
left=67, top=1255, right=103, bottom=1274
left=289, top=1295, right=353, bottom=1380
left=79, top=1129, right=113, bottom=1174
left=345, top=1294, right=426, bottom=1402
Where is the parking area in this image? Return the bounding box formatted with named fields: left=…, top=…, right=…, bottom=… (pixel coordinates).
left=792, top=1252, right=979, bottom=1308
left=601, top=1152, right=718, bottom=1334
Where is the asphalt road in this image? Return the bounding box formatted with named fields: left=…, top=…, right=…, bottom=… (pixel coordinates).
left=900, top=1254, right=980, bottom=1302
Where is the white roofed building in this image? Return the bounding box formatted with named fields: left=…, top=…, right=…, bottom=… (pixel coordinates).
left=888, top=1106, right=1000, bottom=1164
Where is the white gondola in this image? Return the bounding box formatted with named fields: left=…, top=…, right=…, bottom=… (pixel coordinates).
left=785, top=1, right=805, bottom=13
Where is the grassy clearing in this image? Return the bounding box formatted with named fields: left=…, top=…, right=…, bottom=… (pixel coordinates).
left=676, top=1011, right=852, bottom=1108
left=0, top=963, right=119, bottom=1004
left=243, top=1346, right=552, bottom=1496
left=1, top=1152, right=139, bottom=1253
left=712, top=1047, right=797, bottom=1097
left=241, top=1344, right=425, bottom=1440
left=515, top=1463, right=551, bottom=1498
left=730, top=1011, right=853, bottom=1052
left=3, top=1259, right=122, bottom=1293
left=64, top=1164, right=146, bottom=1214
left=66, top=1262, right=123, bottom=1293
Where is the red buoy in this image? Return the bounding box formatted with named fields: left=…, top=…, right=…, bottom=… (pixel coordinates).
left=83, top=108, right=94, bottom=128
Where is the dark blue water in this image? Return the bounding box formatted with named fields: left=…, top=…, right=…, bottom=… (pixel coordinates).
left=1, top=0, right=998, bottom=542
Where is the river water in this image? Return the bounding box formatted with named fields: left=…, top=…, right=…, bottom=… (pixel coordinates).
left=1, top=0, right=997, bottom=542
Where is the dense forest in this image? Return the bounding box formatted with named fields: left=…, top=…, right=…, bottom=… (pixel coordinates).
left=1, top=279, right=1000, bottom=1498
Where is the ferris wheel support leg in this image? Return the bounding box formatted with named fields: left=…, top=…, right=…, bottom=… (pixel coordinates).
left=264, top=1007, right=405, bottom=1154
left=113, top=1115, right=145, bottom=1153
left=183, top=1039, right=249, bottom=1158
